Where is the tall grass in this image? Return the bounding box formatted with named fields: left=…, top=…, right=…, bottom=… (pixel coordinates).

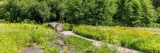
left=72, top=25, right=160, bottom=52
left=64, top=36, right=115, bottom=53
left=0, top=23, right=57, bottom=53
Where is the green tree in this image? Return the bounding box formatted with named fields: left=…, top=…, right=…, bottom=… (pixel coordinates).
left=114, top=0, right=157, bottom=27
left=3, top=0, right=51, bottom=23
left=46, top=0, right=67, bottom=21
left=65, top=0, right=118, bottom=25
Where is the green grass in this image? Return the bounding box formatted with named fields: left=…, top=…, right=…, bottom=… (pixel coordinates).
left=72, top=25, right=160, bottom=52
left=0, top=23, right=58, bottom=53
left=64, top=36, right=115, bottom=53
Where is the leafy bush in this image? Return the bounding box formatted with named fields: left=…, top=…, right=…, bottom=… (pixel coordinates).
left=72, top=25, right=160, bottom=52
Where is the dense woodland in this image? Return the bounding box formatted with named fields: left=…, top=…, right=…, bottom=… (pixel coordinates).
left=0, top=0, right=160, bottom=27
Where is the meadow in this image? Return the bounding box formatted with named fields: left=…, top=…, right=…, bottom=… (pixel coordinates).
left=64, top=36, right=118, bottom=53
left=72, top=25, right=160, bottom=53
left=0, top=23, right=115, bottom=53
left=0, top=23, right=59, bottom=53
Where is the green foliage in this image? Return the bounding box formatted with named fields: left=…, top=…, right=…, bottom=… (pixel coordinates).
left=64, top=36, right=112, bottom=53
left=114, top=0, right=157, bottom=27
left=65, top=36, right=94, bottom=53
left=72, top=25, right=160, bottom=52
left=0, top=23, right=57, bottom=53
left=61, top=23, right=75, bottom=31
left=2, top=0, right=118, bottom=25
left=40, top=43, right=59, bottom=53
left=157, top=7, right=160, bottom=24
left=3, top=0, right=51, bottom=23
left=152, top=0, right=160, bottom=8
left=46, top=0, right=67, bottom=21
left=1, top=0, right=160, bottom=27
left=73, top=25, right=108, bottom=40
left=65, top=0, right=118, bottom=25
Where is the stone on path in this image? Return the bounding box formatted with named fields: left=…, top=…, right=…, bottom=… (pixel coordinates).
left=48, top=22, right=64, bottom=32
left=20, top=47, right=43, bottom=53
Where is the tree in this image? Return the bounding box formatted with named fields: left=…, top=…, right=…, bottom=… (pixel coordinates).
left=3, top=0, right=51, bottom=23
left=114, top=0, right=157, bottom=27
left=65, top=0, right=118, bottom=25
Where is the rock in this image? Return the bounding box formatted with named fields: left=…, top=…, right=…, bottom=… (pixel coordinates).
left=56, top=24, right=64, bottom=32
left=48, top=22, right=64, bottom=32
left=48, top=22, right=58, bottom=28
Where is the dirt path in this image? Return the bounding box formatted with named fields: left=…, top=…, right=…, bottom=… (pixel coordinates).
left=60, top=31, right=143, bottom=53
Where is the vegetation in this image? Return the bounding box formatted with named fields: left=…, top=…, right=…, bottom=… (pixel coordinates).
left=1, top=0, right=160, bottom=53
left=1, top=0, right=160, bottom=27
left=0, top=23, right=117, bottom=53
left=114, top=0, right=157, bottom=27
left=64, top=36, right=115, bottom=53
left=72, top=25, right=160, bottom=52
left=0, top=23, right=58, bottom=53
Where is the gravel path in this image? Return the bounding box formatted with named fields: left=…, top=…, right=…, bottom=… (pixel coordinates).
left=60, top=31, right=143, bottom=53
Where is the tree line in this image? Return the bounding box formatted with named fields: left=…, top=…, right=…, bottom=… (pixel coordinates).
left=1, top=0, right=160, bottom=27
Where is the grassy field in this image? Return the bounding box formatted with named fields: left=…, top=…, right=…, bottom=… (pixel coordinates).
left=1, top=22, right=160, bottom=53
left=72, top=25, right=160, bottom=52
left=64, top=36, right=116, bottom=53
left=0, top=23, right=58, bottom=53
left=0, top=23, right=116, bottom=53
